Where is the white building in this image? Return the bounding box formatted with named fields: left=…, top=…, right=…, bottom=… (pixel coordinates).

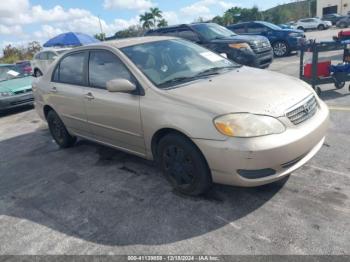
left=317, top=0, right=350, bottom=16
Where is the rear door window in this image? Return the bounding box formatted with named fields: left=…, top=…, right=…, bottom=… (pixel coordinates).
left=229, top=24, right=246, bottom=34
left=88, top=50, right=133, bottom=89
left=55, top=52, right=86, bottom=85
left=177, top=28, right=200, bottom=42
left=247, top=23, right=268, bottom=34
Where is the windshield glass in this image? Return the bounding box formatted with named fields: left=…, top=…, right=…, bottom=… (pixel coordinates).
left=259, top=21, right=282, bottom=30
left=121, top=39, right=238, bottom=88
left=0, top=65, right=27, bottom=82
left=191, top=23, right=237, bottom=40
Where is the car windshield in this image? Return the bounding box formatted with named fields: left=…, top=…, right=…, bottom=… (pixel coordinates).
left=0, top=65, right=27, bottom=82
left=191, top=23, right=237, bottom=40
left=259, top=21, right=282, bottom=30
left=121, top=39, right=238, bottom=89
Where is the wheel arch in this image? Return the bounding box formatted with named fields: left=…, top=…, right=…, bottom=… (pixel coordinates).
left=43, top=105, right=55, bottom=119
left=150, top=128, right=209, bottom=167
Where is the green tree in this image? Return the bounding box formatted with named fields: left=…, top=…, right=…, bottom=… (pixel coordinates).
left=139, top=12, right=155, bottom=29
left=94, top=33, right=106, bottom=41
left=149, top=7, right=162, bottom=28
left=212, top=16, right=224, bottom=26
left=157, top=19, right=168, bottom=28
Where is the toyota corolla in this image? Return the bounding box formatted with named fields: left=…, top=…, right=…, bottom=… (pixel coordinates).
left=33, top=37, right=329, bottom=195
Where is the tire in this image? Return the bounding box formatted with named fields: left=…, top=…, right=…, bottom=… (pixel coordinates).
left=47, top=110, right=77, bottom=148
left=318, top=24, right=325, bottom=30
left=157, top=133, right=212, bottom=196
left=339, top=22, right=347, bottom=28
left=272, top=41, right=290, bottom=57
left=34, top=69, right=42, bottom=77
left=297, top=26, right=304, bottom=31
left=335, top=81, right=345, bottom=89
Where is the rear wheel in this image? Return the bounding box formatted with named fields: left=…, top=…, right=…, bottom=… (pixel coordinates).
left=273, top=41, right=290, bottom=57
left=158, top=134, right=212, bottom=196
left=47, top=110, right=77, bottom=148
left=318, top=24, right=325, bottom=30
left=339, top=22, right=347, bottom=28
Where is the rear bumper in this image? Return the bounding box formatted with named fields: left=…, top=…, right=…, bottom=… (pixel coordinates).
left=0, top=93, right=34, bottom=111
left=193, top=100, right=329, bottom=187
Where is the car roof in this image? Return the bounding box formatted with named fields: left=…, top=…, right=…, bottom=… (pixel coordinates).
left=68, top=36, right=177, bottom=50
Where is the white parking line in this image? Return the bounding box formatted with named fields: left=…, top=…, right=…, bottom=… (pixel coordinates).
left=328, top=106, right=350, bottom=112
left=305, top=165, right=349, bottom=176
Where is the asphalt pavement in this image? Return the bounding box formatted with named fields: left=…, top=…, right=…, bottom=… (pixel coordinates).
left=0, top=28, right=349, bottom=255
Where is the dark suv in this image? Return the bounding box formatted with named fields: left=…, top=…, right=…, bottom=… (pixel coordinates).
left=227, top=21, right=305, bottom=57
left=145, top=23, right=273, bottom=68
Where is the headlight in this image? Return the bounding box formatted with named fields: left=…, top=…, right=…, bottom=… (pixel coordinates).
left=0, top=91, right=13, bottom=97
left=288, top=32, right=300, bottom=37
left=214, top=113, right=286, bottom=138
left=229, top=43, right=251, bottom=50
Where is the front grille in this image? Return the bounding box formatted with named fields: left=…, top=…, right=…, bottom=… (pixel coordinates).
left=14, top=88, right=32, bottom=95
left=10, top=98, right=34, bottom=105
left=250, top=40, right=272, bottom=54
left=286, top=95, right=318, bottom=125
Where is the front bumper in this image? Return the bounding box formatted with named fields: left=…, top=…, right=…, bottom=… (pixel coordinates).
left=193, top=100, right=329, bottom=187
left=0, top=93, right=34, bottom=111
left=229, top=49, right=273, bottom=69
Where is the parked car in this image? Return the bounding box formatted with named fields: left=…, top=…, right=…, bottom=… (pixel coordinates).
left=322, top=13, right=345, bottom=25
left=0, top=64, right=33, bottom=111
left=278, top=23, right=296, bottom=30
left=32, top=48, right=70, bottom=77
left=16, top=60, right=32, bottom=75
left=336, top=16, right=350, bottom=28
left=227, top=21, right=306, bottom=57
left=295, top=18, right=332, bottom=31
left=33, top=37, right=329, bottom=195
left=145, top=23, right=274, bottom=69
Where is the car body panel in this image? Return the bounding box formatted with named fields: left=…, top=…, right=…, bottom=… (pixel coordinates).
left=0, top=65, right=34, bottom=110
left=227, top=21, right=305, bottom=53
left=145, top=23, right=273, bottom=68
left=33, top=37, right=329, bottom=187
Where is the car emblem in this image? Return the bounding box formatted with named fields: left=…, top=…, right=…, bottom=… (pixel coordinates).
left=303, top=104, right=311, bottom=114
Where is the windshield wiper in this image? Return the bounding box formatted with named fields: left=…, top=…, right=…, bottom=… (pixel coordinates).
left=158, top=76, right=198, bottom=88
left=195, top=66, right=235, bottom=77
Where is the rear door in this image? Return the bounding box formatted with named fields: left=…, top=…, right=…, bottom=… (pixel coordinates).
left=84, top=49, right=145, bottom=155
left=48, top=51, right=91, bottom=136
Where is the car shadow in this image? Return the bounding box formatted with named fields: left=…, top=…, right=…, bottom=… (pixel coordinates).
left=319, top=88, right=350, bottom=101
left=0, top=105, right=34, bottom=118
left=0, top=129, right=287, bottom=246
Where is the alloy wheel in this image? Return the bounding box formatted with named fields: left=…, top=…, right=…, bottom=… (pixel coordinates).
left=273, top=42, right=287, bottom=57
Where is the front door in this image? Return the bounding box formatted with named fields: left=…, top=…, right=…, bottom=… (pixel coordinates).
left=84, top=50, right=145, bottom=156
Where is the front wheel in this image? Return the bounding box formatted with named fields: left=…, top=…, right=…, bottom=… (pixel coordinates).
left=158, top=134, right=212, bottom=196
left=297, top=26, right=304, bottom=31
left=47, top=110, right=77, bottom=148
left=273, top=41, right=289, bottom=57
left=34, top=69, right=42, bottom=77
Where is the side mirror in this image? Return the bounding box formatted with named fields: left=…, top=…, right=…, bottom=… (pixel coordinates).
left=106, top=78, right=136, bottom=93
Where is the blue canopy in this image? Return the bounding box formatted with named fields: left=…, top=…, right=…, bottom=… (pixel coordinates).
left=43, top=32, right=100, bottom=47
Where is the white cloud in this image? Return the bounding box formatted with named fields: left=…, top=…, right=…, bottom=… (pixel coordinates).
left=103, top=0, right=154, bottom=10
left=0, top=25, right=23, bottom=35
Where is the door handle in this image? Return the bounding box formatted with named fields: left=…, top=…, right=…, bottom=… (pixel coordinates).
left=51, top=86, right=58, bottom=93
left=85, top=92, right=94, bottom=100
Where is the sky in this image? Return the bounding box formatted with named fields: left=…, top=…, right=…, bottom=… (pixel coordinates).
left=0, top=0, right=289, bottom=50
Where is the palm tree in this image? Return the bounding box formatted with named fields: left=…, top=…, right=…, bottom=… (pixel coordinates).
left=157, top=19, right=168, bottom=28
left=150, top=7, right=162, bottom=28
left=139, top=12, right=154, bottom=29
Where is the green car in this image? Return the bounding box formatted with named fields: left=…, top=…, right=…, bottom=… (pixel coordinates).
left=0, top=64, right=33, bottom=111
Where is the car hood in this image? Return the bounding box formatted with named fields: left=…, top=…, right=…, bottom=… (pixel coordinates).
left=0, top=76, right=32, bottom=93
left=166, top=67, right=313, bottom=117
left=212, top=34, right=268, bottom=44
